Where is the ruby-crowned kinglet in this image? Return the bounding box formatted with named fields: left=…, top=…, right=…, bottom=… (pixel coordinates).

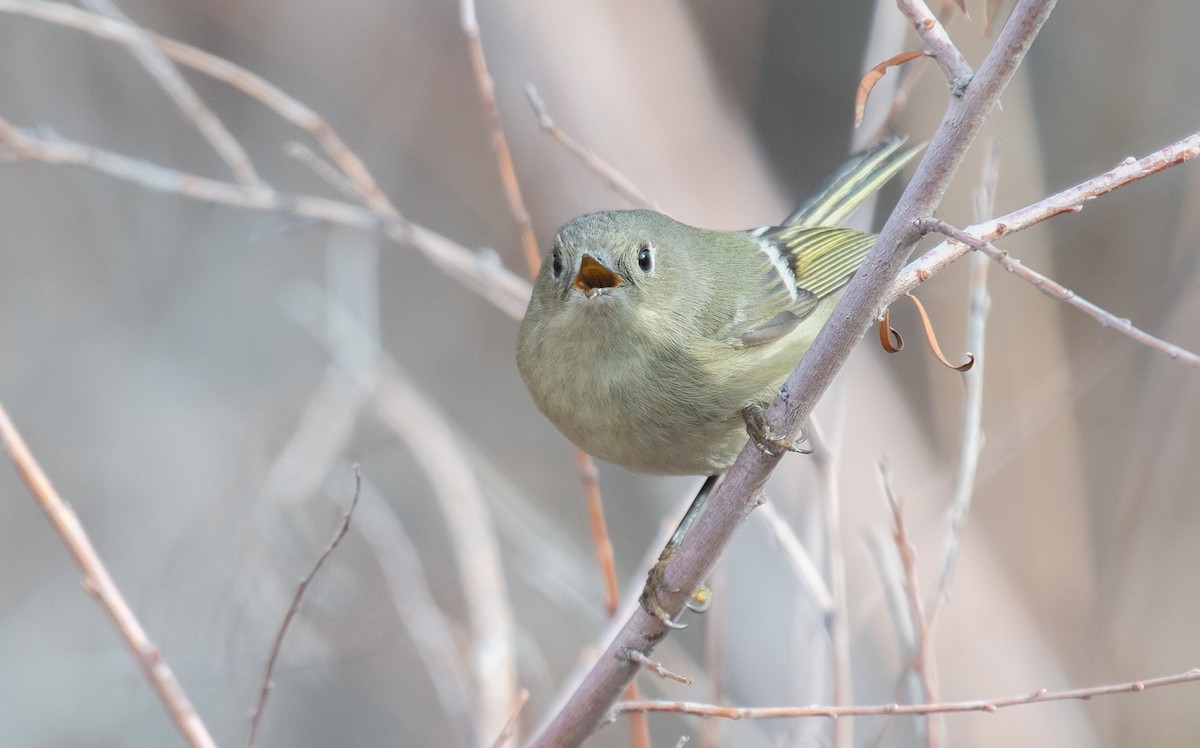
left=517, top=138, right=919, bottom=477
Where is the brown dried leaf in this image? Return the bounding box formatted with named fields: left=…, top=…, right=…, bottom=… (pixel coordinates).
left=855, top=50, right=929, bottom=127
left=879, top=307, right=905, bottom=353
left=906, top=293, right=975, bottom=371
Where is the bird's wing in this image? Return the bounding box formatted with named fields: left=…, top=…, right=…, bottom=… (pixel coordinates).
left=719, top=226, right=876, bottom=348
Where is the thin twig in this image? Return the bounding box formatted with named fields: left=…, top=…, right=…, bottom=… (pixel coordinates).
left=895, top=0, right=974, bottom=90
left=932, top=139, right=999, bottom=619
left=916, top=217, right=1200, bottom=367
left=626, top=649, right=693, bottom=686
left=0, top=0, right=398, bottom=219
left=890, top=131, right=1200, bottom=303
left=0, top=116, right=531, bottom=319
left=575, top=446, right=620, bottom=616
left=0, top=402, right=216, bottom=748
left=460, top=0, right=540, bottom=274
left=0, top=0, right=536, bottom=319
left=525, top=84, right=656, bottom=209
left=879, top=460, right=939, bottom=747
left=79, top=0, right=260, bottom=186
left=612, top=666, right=1200, bottom=720
left=247, top=469, right=362, bottom=747
left=806, top=416, right=852, bottom=748
left=699, top=569, right=725, bottom=748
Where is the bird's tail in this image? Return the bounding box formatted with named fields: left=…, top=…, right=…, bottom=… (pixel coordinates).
left=783, top=137, right=924, bottom=229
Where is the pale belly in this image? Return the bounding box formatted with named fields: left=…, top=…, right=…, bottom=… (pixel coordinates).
left=518, top=323, right=782, bottom=475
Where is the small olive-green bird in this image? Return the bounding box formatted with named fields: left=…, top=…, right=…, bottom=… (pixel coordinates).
left=517, top=138, right=919, bottom=477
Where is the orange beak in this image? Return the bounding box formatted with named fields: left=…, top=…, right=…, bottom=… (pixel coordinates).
left=572, top=254, right=623, bottom=295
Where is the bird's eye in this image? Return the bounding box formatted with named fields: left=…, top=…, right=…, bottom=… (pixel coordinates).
left=637, top=243, right=653, bottom=272
left=551, top=250, right=563, bottom=278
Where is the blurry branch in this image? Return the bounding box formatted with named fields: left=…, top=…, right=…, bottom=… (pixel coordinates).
left=879, top=460, right=940, bottom=748
left=79, top=0, right=260, bottom=186
left=531, top=2, right=1057, bottom=744
left=525, top=84, right=657, bottom=209
left=247, top=470, right=361, bottom=748
left=574, top=447, right=620, bottom=616
left=373, top=372, right=520, bottom=738
left=490, top=689, right=530, bottom=748
left=807, top=416, right=852, bottom=748
left=917, top=217, right=1200, bottom=367
left=0, top=402, right=217, bottom=748
left=354, top=479, right=481, bottom=747
left=614, top=667, right=1200, bottom=720
left=891, top=131, right=1200, bottom=303
left=0, top=0, right=532, bottom=319
left=287, top=282, right=519, bottom=740
left=755, top=503, right=833, bottom=616
left=933, top=139, right=999, bottom=618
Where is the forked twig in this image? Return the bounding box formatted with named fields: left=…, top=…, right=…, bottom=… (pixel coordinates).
left=916, top=217, right=1200, bottom=367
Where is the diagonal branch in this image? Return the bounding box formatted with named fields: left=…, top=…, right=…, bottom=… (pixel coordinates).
left=528, top=2, right=1058, bottom=745
left=79, top=0, right=261, bottom=186
left=0, top=402, right=216, bottom=748
left=889, top=131, right=1200, bottom=304
left=917, top=217, right=1200, bottom=366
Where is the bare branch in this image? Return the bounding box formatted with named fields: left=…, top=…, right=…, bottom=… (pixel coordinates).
left=247, top=470, right=362, bottom=747
left=0, top=402, right=216, bottom=748
left=626, top=649, right=693, bottom=686
left=895, top=0, right=974, bottom=89
left=0, top=116, right=531, bottom=319
left=525, top=84, right=657, bottom=209
left=879, top=459, right=940, bottom=747
left=917, top=217, right=1200, bottom=367
left=613, top=667, right=1200, bottom=720
left=460, top=0, right=541, bottom=274
left=807, top=416, right=852, bottom=748
left=79, top=0, right=260, bottom=186
left=891, top=131, right=1200, bottom=302
left=933, top=139, right=1000, bottom=619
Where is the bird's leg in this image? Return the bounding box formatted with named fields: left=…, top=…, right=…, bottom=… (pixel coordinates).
left=741, top=403, right=813, bottom=456
left=640, top=474, right=719, bottom=629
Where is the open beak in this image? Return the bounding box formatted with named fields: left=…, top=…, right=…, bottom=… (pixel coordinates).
left=572, top=254, right=623, bottom=296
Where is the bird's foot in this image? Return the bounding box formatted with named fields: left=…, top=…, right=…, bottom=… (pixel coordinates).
left=742, top=404, right=813, bottom=456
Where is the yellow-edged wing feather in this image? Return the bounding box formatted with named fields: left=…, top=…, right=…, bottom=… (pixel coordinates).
left=723, top=138, right=921, bottom=348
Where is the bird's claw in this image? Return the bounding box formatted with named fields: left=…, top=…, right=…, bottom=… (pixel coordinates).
left=640, top=552, right=714, bottom=629
left=640, top=552, right=688, bottom=628
left=742, top=404, right=813, bottom=455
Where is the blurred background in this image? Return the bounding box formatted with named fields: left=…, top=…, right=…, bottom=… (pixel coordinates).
left=1, top=1, right=1199, bottom=746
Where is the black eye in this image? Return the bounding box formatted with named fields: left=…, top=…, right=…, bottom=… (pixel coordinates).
left=551, top=250, right=563, bottom=278
left=637, top=243, right=653, bottom=272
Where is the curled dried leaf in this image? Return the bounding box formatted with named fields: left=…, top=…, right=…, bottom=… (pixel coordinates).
left=906, top=293, right=975, bottom=371
left=879, top=307, right=905, bottom=353
left=855, top=50, right=929, bottom=126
